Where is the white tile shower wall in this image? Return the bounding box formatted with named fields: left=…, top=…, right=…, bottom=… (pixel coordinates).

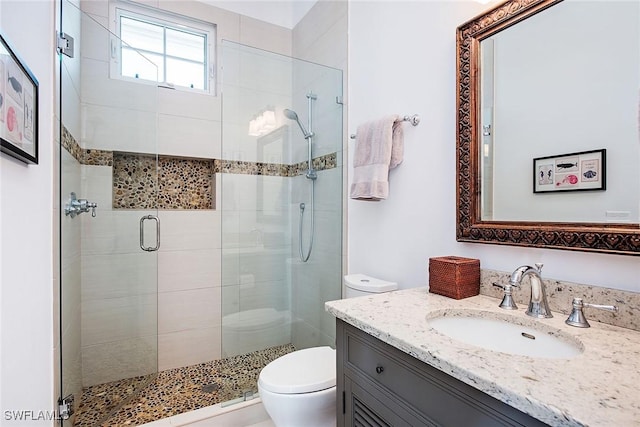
left=220, top=46, right=294, bottom=163
left=239, top=15, right=292, bottom=55
left=158, top=326, right=221, bottom=371
left=157, top=114, right=221, bottom=159
left=81, top=103, right=158, bottom=153
left=82, top=335, right=157, bottom=386
left=158, top=288, right=222, bottom=334
left=157, top=210, right=222, bottom=371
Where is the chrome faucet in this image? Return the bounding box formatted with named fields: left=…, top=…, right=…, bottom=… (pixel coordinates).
left=509, top=263, right=553, bottom=319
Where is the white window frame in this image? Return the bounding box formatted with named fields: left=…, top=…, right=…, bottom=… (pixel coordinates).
left=109, top=0, right=216, bottom=95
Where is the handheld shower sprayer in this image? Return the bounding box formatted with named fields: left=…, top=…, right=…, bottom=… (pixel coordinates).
left=284, top=92, right=317, bottom=262
left=283, top=109, right=313, bottom=139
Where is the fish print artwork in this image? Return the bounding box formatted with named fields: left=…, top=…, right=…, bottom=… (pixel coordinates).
left=554, top=157, right=579, bottom=173
left=556, top=174, right=579, bottom=187
left=6, top=60, right=23, bottom=105
left=4, top=95, right=23, bottom=145
left=581, top=159, right=599, bottom=182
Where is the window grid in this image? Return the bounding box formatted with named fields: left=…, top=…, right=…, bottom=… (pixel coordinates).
left=117, top=10, right=210, bottom=91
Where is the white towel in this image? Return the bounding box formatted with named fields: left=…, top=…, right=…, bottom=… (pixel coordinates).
left=350, top=115, right=404, bottom=200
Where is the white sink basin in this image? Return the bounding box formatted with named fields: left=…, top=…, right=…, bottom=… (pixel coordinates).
left=427, top=310, right=583, bottom=359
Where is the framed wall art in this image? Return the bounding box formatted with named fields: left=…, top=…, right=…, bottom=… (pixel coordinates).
left=0, top=33, right=38, bottom=164
left=533, top=149, right=606, bottom=193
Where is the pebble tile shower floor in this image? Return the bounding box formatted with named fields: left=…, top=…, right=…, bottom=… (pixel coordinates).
left=74, top=344, right=295, bottom=427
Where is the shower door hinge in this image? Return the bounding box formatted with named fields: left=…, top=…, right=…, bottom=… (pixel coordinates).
left=57, top=33, right=75, bottom=58
left=57, top=394, right=75, bottom=421
left=336, top=96, right=344, bottom=105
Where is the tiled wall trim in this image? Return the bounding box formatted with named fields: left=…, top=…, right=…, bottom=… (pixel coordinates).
left=84, top=149, right=113, bottom=166
left=62, top=125, right=84, bottom=163
left=480, top=269, right=640, bottom=332
left=215, top=152, right=337, bottom=177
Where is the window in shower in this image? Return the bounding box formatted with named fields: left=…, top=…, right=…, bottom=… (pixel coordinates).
left=110, top=1, right=215, bottom=93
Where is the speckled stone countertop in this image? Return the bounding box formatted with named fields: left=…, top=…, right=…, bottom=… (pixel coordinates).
left=325, top=288, right=640, bottom=427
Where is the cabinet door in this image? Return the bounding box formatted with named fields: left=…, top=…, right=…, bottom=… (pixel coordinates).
left=344, top=377, right=437, bottom=427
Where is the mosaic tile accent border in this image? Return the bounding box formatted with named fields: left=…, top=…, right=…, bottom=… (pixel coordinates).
left=83, top=149, right=113, bottom=166
left=113, top=153, right=216, bottom=210
left=61, top=126, right=83, bottom=163
left=480, top=269, right=640, bottom=332
left=74, top=344, right=295, bottom=427
left=216, top=152, right=337, bottom=177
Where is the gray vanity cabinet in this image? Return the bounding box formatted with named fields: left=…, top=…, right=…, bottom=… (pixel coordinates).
left=336, top=320, right=549, bottom=427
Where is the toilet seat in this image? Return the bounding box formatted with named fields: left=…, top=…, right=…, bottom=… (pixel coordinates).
left=258, top=346, right=336, bottom=394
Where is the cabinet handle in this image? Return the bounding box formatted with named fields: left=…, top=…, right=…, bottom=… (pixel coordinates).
left=375, top=366, right=384, bottom=374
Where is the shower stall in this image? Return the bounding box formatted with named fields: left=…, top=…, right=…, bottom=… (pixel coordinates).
left=58, top=2, right=343, bottom=425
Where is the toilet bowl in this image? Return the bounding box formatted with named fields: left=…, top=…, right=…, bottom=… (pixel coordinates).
left=258, top=274, right=397, bottom=427
left=258, top=346, right=336, bottom=427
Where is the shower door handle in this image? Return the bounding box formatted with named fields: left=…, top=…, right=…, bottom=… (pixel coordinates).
left=140, top=215, right=160, bottom=252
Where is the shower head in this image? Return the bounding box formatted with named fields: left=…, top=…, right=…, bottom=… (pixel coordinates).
left=283, top=109, right=298, bottom=121
left=283, top=108, right=312, bottom=139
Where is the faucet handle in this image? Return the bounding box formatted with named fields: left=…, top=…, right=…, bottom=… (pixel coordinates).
left=534, top=263, right=544, bottom=272
left=493, top=282, right=519, bottom=310
left=565, top=297, right=618, bottom=328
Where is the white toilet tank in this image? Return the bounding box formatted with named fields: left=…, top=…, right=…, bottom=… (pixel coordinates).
left=344, top=274, right=397, bottom=298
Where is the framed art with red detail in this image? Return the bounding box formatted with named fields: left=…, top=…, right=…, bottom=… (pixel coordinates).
left=0, top=33, right=38, bottom=164
left=533, top=149, right=605, bottom=193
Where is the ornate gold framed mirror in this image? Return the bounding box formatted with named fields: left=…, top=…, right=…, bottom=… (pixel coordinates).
left=456, top=0, right=640, bottom=255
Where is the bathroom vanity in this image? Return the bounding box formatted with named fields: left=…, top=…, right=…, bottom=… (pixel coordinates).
left=336, top=320, right=548, bottom=426
left=326, top=288, right=640, bottom=427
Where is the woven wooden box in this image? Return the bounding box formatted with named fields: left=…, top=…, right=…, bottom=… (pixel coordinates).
left=428, top=256, right=480, bottom=299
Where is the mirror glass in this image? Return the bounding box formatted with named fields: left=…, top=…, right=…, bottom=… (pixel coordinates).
left=478, top=0, right=640, bottom=223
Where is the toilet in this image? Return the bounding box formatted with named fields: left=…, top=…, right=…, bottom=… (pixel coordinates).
left=258, top=274, right=398, bottom=427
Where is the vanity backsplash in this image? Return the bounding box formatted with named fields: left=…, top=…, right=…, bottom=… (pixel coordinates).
left=480, top=269, right=640, bottom=332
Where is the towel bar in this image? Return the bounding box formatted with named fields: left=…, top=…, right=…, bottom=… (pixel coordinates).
left=350, top=114, right=420, bottom=139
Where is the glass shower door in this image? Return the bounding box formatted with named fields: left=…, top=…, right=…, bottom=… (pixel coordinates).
left=220, top=41, right=343, bottom=401
left=59, top=2, right=159, bottom=424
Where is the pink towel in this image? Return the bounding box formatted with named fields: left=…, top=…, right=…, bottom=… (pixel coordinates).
left=350, top=115, right=404, bottom=200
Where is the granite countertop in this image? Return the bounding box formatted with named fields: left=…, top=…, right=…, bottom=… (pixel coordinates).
left=325, top=288, right=640, bottom=427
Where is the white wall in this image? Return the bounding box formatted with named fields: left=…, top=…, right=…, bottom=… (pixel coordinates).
left=0, top=1, right=56, bottom=425
left=347, top=1, right=640, bottom=293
